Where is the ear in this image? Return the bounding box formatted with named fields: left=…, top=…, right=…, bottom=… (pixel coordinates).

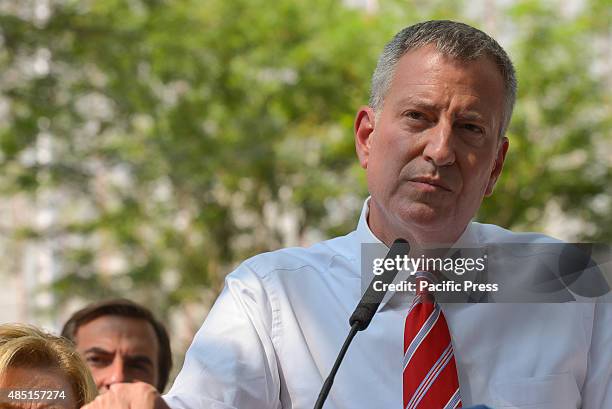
left=485, top=136, right=509, bottom=196
left=354, top=106, right=376, bottom=169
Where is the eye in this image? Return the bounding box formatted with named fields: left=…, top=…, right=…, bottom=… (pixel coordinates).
left=126, top=358, right=153, bottom=372
left=129, top=362, right=149, bottom=371
left=461, top=123, right=483, bottom=134
left=405, top=111, right=427, bottom=121
left=86, top=355, right=110, bottom=367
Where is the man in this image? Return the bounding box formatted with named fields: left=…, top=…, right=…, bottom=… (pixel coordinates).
left=82, top=20, right=611, bottom=409
left=61, top=299, right=172, bottom=394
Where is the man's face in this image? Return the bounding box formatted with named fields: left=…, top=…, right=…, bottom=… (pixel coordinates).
left=73, top=316, right=159, bottom=393
left=355, top=45, right=509, bottom=245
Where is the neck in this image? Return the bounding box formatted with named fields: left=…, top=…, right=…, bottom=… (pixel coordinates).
left=367, top=200, right=467, bottom=248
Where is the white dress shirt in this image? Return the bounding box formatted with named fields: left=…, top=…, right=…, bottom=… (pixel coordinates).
left=164, top=199, right=612, bottom=409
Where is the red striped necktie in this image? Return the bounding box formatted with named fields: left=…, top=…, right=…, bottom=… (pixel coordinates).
left=403, top=273, right=462, bottom=409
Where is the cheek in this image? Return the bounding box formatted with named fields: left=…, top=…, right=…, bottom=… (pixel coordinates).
left=367, top=155, right=400, bottom=194
left=371, top=135, right=412, bottom=170
left=88, top=367, right=107, bottom=384
left=461, top=154, right=494, bottom=193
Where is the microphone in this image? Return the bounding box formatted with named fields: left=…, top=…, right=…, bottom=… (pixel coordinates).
left=350, top=238, right=409, bottom=330
left=313, top=238, right=409, bottom=409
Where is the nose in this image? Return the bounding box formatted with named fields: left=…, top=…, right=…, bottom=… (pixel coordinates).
left=100, top=358, right=128, bottom=391
left=422, top=119, right=455, bottom=167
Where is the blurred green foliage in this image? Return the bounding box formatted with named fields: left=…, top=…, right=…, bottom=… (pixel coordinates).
left=0, top=0, right=610, bottom=318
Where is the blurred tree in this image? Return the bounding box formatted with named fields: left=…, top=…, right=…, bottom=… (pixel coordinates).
left=478, top=0, right=612, bottom=242
left=0, top=0, right=400, bottom=317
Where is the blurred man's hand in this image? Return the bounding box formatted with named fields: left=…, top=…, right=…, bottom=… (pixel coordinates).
left=81, top=382, right=170, bottom=409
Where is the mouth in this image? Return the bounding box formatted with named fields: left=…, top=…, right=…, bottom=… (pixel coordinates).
left=408, top=176, right=452, bottom=192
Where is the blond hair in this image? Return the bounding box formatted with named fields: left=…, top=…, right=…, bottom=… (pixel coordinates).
left=0, top=324, right=97, bottom=407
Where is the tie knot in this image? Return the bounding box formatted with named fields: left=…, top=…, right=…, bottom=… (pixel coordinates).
left=414, top=271, right=437, bottom=302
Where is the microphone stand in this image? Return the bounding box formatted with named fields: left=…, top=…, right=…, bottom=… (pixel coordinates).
left=313, top=323, right=359, bottom=409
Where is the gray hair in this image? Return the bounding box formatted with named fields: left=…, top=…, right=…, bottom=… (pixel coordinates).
left=369, top=20, right=517, bottom=137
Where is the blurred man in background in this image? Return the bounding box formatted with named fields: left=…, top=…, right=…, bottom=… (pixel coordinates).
left=61, top=299, right=172, bottom=394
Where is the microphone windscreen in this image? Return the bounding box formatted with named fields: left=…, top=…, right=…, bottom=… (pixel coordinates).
left=349, top=238, right=409, bottom=331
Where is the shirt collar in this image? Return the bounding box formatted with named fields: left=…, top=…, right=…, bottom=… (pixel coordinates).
left=345, top=196, right=382, bottom=268
left=355, top=196, right=383, bottom=246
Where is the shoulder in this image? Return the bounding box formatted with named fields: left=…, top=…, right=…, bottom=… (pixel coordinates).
left=229, top=231, right=356, bottom=283
left=470, top=222, right=564, bottom=245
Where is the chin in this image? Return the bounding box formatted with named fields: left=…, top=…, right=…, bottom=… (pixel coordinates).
left=396, top=202, right=451, bottom=232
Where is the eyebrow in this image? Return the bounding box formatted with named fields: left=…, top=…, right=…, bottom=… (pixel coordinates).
left=83, top=347, right=154, bottom=366
left=125, top=355, right=154, bottom=367
left=455, top=111, right=485, bottom=122
left=396, top=96, right=441, bottom=111
left=397, top=97, right=486, bottom=122
left=83, top=347, right=113, bottom=355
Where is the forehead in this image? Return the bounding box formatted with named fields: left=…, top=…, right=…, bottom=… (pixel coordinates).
left=74, top=315, right=158, bottom=356
left=385, top=45, right=505, bottom=116
left=0, top=367, right=76, bottom=409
